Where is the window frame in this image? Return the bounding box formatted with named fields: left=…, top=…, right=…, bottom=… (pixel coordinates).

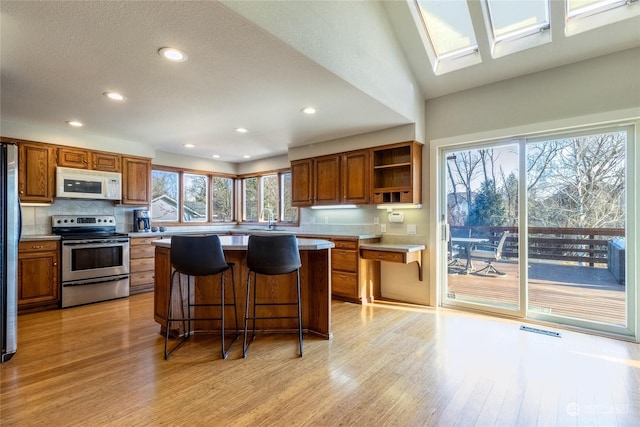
left=151, top=165, right=237, bottom=226
left=239, top=168, right=299, bottom=226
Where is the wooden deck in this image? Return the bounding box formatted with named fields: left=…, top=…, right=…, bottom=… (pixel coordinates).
left=447, top=260, right=626, bottom=326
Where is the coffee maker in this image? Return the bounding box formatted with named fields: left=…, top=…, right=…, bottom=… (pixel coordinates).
left=133, top=209, right=151, bottom=232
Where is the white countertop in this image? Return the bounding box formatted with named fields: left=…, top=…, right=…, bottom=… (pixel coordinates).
left=359, top=243, right=425, bottom=253
left=152, top=235, right=335, bottom=251
left=20, top=234, right=61, bottom=241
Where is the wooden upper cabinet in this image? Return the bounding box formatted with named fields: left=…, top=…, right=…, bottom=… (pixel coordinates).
left=91, top=151, right=121, bottom=172
left=291, top=159, right=313, bottom=207
left=57, top=147, right=121, bottom=172
left=292, top=149, right=370, bottom=207
left=17, top=141, right=55, bottom=203
left=314, top=154, right=341, bottom=205
left=342, top=150, right=369, bottom=204
left=121, top=156, right=151, bottom=205
left=371, top=141, right=422, bottom=205
left=57, top=147, right=90, bottom=169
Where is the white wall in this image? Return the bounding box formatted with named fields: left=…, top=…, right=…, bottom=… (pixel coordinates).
left=221, top=0, right=424, bottom=134
left=153, top=150, right=237, bottom=175
left=425, top=47, right=640, bottom=142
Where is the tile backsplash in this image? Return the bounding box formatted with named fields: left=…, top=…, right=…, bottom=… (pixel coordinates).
left=21, top=201, right=427, bottom=245
left=21, top=199, right=136, bottom=235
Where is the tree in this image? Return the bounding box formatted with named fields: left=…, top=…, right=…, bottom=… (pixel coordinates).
left=467, top=180, right=507, bottom=227
left=527, top=131, right=625, bottom=228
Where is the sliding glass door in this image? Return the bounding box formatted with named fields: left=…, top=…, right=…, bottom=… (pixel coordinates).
left=443, top=142, right=522, bottom=316
left=442, top=125, right=634, bottom=336
left=525, top=127, right=629, bottom=332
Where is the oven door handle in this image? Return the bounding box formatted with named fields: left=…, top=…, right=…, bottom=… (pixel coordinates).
left=62, top=240, right=130, bottom=247
left=63, top=275, right=129, bottom=287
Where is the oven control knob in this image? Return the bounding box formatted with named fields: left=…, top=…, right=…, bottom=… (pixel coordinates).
left=63, top=219, right=68, bottom=223
left=97, top=219, right=102, bottom=223
left=70, top=219, right=74, bottom=223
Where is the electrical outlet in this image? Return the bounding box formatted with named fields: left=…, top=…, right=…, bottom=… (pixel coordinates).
left=380, top=224, right=386, bottom=233
left=407, top=224, right=416, bottom=235
left=323, top=216, right=329, bottom=224
left=373, top=216, right=379, bottom=225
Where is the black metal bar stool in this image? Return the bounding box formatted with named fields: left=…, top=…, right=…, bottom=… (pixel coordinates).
left=243, top=234, right=303, bottom=358
left=164, top=235, right=239, bottom=360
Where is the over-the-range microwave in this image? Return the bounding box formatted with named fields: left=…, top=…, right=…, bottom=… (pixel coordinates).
left=56, top=166, right=122, bottom=200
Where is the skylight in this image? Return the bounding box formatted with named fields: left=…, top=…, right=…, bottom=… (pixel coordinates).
left=482, top=0, right=551, bottom=58
left=567, top=0, right=630, bottom=19
left=565, top=0, right=640, bottom=36
left=411, top=0, right=481, bottom=75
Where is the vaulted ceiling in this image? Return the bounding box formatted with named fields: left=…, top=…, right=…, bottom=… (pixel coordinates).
left=1, top=1, right=638, bottom=163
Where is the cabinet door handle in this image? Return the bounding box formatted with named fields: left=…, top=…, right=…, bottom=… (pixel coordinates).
left=31, top=245, right=43, bottom=249
left=53, top=262, right=57, bottom=266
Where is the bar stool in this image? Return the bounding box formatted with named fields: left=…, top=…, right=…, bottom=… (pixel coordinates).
left=164, top=235, right=238, bottom=360
left=243, top=234, right=303, bottom=358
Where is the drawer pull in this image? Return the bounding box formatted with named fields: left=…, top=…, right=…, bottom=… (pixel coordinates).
left=31, top=245, right=43, bottom=249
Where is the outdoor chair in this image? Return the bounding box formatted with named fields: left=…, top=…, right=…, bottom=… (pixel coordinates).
left=448, top=227, right=471, bottom=270
left=469, top=231, right=510, bottom=276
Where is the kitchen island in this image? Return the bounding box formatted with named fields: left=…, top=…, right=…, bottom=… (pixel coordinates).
left=152, top=235, right=335, bottom=339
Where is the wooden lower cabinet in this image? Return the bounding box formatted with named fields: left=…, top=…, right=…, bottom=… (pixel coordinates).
left=130, top=236, right=161, bottom=294
left=18, top=240, right=60, bottom=313
left=301, top=236, right=380, bottom=303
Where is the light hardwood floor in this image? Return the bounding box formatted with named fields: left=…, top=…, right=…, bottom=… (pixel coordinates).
left=1, top=293, right=639, bottom=426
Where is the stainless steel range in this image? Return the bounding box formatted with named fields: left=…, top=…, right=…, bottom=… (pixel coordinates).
left=52, top=215, right=130, bottom=308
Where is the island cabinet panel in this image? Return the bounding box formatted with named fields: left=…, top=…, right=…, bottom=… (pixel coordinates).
left=17, top=141, right=56, bottom=203
left=129, top=236, right=158, bottom=294
left=121, top=156, right=151, bottom=205
left=18, top=240, right=60, bottom=313
left=154, top=245, right=332, bottom=339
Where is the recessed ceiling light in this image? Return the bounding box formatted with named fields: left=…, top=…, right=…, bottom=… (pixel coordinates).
left=243, top=155, right=251, bottom=159
left=158, top=47, right=188, bottom=62
left=235, top=128, right=248, bottom=133
left=183, top=143, right=194, bottom=148
left=66, top=120, right=83, bottom=127
left=212, top=154, right=220, bottom=158
left=301, top=107, right=316, bottom=114
left=103, top=92, right=125, bottom=101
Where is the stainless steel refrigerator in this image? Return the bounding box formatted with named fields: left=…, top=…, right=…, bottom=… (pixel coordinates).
left=1, top=142, right=19, bottom=362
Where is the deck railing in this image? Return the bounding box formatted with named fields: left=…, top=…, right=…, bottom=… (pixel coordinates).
left=451, top=226, right=625, bottom=266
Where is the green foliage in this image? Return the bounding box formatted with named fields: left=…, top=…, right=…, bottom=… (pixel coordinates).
left=467, top=180, right=507, bottom=227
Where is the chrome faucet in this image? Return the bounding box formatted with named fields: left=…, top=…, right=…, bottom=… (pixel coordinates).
left=261, top=208, right=275, bottom=230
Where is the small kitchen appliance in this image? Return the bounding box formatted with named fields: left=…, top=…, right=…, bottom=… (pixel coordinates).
left=133, top=209, right=150, bottom=232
